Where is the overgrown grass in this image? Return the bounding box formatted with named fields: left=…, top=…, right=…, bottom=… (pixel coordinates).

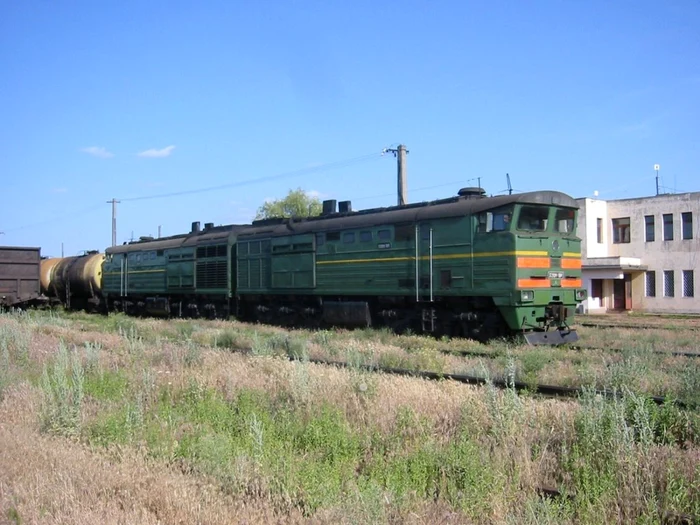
left=78, top=371, right=699, bottom=522
left=6, top=308, right=700, bottom=407
left=2, top=309, right=700, bottom=522
left=39, top=342, right=84, bottom=436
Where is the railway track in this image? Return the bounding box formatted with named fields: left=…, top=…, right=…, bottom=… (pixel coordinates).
left=568, top=345, right=700, bottom=359
left=446, top=345, right=700, bottom=361
left=577, top=322, right=700, bottom=332
left=289, top=356, right=693, bottom=410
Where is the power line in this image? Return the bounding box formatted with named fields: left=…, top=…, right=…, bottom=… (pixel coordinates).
left=350, top=177, right=483, bottom=203
left=120, top=151, right=385, bottom=202
left=0, top=151, right=389, bottom=234
left=1, top=203, right=105, bottom=234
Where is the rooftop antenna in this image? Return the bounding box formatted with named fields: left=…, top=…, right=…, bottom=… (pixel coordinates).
left=498, top=173, right=519, bottom=195
left=654, top=164, right=660, bottom=196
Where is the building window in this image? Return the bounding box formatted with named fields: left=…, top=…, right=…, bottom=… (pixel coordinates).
left=591, top=279, right=603, bottom=299
left=596, top=218, right=603, bottom=244
left=663, top=270, right=674, bottom=297
left=645, top=271, right=656, bottom=297
left=683, top=270, right=694, bottom=297
left=612, top=217, right=630, bottom=243
left=644, top=215, right=655, bottom=242
left=682, top=212, right=693, bottom=240
left=663, top=214, right=674, bottom=240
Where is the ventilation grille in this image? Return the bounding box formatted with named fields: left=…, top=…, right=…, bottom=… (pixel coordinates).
left=196, top=260, right=227, bottom=289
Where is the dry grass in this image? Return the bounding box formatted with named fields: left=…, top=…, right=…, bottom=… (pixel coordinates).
left=1, top=310, right=698, bottom=523
left=0, top=385, right=303, bottom=525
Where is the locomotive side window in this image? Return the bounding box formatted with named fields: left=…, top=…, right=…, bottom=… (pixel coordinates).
left=343, top=232, right=355, bottom=244
left=394, top=224, right=413, bottom=241
left=360, top=231, right=372, bottom=242
left=478, top=207, right=513, bottom=232
left=477, top=213, right=491, bottom=232
left=492, top=211, right=512, bottom=231
left=517, top=206, right=549, bottom=231
left=555, top=208, right=576, bottom=233
left=327, top=232, right=340, bottom=242
left=378, top=229, right=391, bottom=241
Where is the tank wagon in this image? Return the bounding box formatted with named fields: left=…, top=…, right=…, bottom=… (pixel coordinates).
left=100, top=188, right=585, bottom=344
left=0, top=246, right=44, bottom=308
left=40, top=252, right=104, bottom=311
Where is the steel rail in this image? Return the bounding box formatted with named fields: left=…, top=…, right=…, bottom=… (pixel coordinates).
left=567, top=345, right=700, bottom=359
left=445, top=346, right=700, bottom=360
left=578, top=322, right=700, bottom=332
left=291, top=357, right=691, bottom=409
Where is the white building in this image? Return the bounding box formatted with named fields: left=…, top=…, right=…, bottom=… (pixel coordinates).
left=576, top=192, right=700, bottom=314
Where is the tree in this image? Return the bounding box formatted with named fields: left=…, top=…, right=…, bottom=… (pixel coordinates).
left=255, top=188, right=323, bottom=220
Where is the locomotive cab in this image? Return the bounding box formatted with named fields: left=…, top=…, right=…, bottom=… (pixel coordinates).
left=507, top=202, right=585, bottom=344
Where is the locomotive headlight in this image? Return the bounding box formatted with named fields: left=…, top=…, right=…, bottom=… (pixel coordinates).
left=575, top=289, right=587, bottom=301
left=520, top=290, right=535, bottom=302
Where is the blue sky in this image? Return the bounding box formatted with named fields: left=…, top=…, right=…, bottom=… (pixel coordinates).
left=1, top=0, right=698, bottom=256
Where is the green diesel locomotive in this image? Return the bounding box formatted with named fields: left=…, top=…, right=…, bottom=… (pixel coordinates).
left=100, top=188, right=585, bottom=344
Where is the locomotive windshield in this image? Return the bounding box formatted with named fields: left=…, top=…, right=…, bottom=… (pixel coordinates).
left=517, top=206, right=549, bottom=231
left=554, top=207, right=576, bottom=234
left=515, top=206, right=577, bottom=234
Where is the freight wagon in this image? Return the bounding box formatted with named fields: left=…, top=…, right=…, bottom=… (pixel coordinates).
left=0, top=246, right=43, bottom=308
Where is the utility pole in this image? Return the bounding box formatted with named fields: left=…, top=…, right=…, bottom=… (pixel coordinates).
left=107, top=198, right=120, bottom=247
left=384, top=144, right=409, bottom=206
left=158, top=225, right=161, bottom=239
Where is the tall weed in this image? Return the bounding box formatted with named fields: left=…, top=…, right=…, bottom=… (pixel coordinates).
left=40, top=342, right=84, bottom=436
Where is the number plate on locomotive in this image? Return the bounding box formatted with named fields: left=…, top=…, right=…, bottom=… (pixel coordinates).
left=548, top=271, right=564, bottom=279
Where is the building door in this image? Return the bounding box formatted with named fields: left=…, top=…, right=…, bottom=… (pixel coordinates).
left=591, top=279, right=603, bottom=309
left=624, top=273, right=632, bottom=310
left=613, top=279, right=625, bottom=310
